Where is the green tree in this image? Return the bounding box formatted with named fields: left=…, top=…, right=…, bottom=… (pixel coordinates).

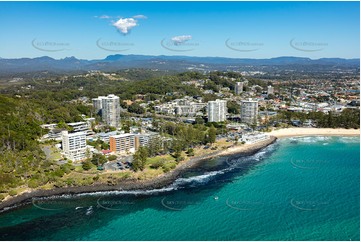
left=132, top=147, right=148, bottom=171
left=108, top=155, right=117, bottom=161
left=195, top=116, right=205, bottom=124
left=172, top=140, right=183, bottom=162
left=207, top=126, right=217, bottom=144
left=128, top=103, right=145, bottom=114
left=91, top=153, right=107, bottom=166
left=101, top=142, right=110, bottom=150
left=186, top=148, right=195, bottom=156
left=82, top=161, right=93, bottom=171
left=227, top=100, right=240, bottom=114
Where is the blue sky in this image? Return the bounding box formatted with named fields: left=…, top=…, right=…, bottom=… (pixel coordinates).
left=0, top=1, right=359, bottom=59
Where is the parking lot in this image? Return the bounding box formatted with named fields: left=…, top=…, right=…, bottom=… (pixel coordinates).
left=104, top=155, right=133, bottom=171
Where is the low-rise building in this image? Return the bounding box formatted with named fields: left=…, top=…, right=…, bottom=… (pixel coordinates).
left=239, top=133, right=270, bottom=144
left=67, top=121, right=90, bottom=133
left=48, top=128, right=65, bottom=140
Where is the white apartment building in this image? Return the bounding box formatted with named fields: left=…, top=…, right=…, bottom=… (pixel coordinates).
left=207, top=99, right=227, bottom=122
left=92, top=96, right=106, bottom=115
left=61, top=131, right=87, bottom=161
left=235, top=82, right=244, bottom=95
left=109, top=134, right=136, bottom=153
left=135, top=133, right=159, bottom=149
left=267, top=85, right=274, bottom=95
left=241, top=99, right=259, bottom=124
left=101, top=94, right=121, bottom=128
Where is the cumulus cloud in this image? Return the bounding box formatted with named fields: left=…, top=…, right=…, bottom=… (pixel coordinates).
left=133, top=15, right=147, bottom=19
left=112, top=18, right=138, bottom=35
left=171, top=35, right=192, bottom=45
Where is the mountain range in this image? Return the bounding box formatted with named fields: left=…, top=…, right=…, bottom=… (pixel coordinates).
left=0, top=54, right=359, bottom=77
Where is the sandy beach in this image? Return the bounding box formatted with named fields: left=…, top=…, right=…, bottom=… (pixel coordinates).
left=269, top=128, right=360, bottom=138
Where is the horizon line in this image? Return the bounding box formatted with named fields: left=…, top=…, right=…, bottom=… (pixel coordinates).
left=1, top=54, right=360, bottom=61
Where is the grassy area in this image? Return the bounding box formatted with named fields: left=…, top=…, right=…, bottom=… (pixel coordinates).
left=40, top=144, right=62, bottom=161
left=134, top=168, right=163, bottom=180
left=216, top=138, right=234, bottom=148
left=74, top=165, right=84, bottom=172
left=146, top=154, right=175, bottom=166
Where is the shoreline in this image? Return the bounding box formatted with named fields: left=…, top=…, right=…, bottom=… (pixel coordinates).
left=1, top=130, right=359, bottom=213
left=0, top=136, right=278, bottom=213
left=268, top=128, right=360, bottom=138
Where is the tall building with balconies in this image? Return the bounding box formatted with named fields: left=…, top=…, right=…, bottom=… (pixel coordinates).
left=207, top=99, right=227, bottom=122
left=92, top=96, right=106, bottom=115
left=267, top=85, right=274, bottom=95
left=109, top=134, right=136, bottom=153
left=61, top=131, right=87, bottom=161
left=101, top=94, right=120, bottom=127
left=241, top=99, right=258, bottom=124
left=235, top=82, right=244, bottom=95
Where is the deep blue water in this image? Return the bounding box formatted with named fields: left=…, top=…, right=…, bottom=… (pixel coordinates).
left=0, top=136, right=359, bottom=241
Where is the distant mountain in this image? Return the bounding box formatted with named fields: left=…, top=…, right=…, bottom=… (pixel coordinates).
left=0, top=54, right=358, bottom=77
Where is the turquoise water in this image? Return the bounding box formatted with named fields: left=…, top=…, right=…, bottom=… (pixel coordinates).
left=0, top=136, right=359, bottom=241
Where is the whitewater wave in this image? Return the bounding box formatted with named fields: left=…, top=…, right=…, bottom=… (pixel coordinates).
left=288, top=136, right=332, bottom=143
left=173, top=170, right=226, bottom=186
left=337, top=136, right=360, bottom=143
left=226, top=142, right=278, bottom=167
left=48, top=186, right=178, bottom=199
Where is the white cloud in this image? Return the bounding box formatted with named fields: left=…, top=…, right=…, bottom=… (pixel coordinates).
left=112, top=18, right=138, bottom=35
left=171, top=35, right=192, bottom=45
left=133, top=15, right=147, bottom=19
left=99, top=15, right=111, bottom=19
left=95, top=15, right=111, bottom=19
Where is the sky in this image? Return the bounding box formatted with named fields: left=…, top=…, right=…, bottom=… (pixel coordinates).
left=0, top=1, right=359, bottom=59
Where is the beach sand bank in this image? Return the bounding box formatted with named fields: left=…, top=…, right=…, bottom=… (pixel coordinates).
left=269, top=128, right=360, bottom=138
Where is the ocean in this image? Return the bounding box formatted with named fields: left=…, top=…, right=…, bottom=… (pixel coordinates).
left=0, top=136, right=359, bottom=241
